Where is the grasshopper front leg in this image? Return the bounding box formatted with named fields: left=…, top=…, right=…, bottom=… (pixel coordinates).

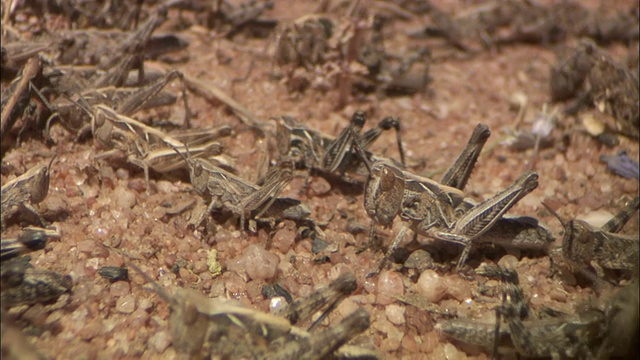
left=430, top=170, right=539, bottom=270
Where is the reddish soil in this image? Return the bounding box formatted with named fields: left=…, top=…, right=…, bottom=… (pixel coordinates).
left=2, top=1, right=638, bottom=359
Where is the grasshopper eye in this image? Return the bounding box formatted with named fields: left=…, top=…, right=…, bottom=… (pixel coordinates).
left=95, top=112, right=106, bottom=127
left=194, top=163, right=203, bottom=177
left=380, top=167, right=396, bottom=191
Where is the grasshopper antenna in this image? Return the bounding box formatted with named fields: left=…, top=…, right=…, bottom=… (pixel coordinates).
left=541, top=201, right=567, bottom=229
left=166, top=140, right=192, bottom=166
left=127, top=261, right=176, bottom=307
left=393, top=118, right=406, bottom=168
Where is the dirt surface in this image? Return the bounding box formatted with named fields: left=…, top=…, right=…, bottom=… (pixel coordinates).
left=1, top=1, right=638, bottom=359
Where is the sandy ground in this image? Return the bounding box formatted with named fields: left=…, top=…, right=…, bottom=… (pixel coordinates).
left=1, top=0, right=638, bottom=359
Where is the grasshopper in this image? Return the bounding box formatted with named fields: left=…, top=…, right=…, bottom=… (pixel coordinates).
left=274, top=110, right=406, bottom=183
left=171, top=143, right=295, bottom=230
left=1, top=156, right=56, bottom=229
left=438, top=264, right=610, bottom=359
left=275, top=272, right=358, bottom=330
left=130, top=264, right=376, bottom=359
left=1, top=256, right=73, bottom=307
left=74, top=101, right=223, bottom=190
left=543, top=197, right=639, bottom=282
left=95, top=3, right=168, bottom=82
left=46, top=69, right=192, bottom=140
left=0, top=226, right=60, bottom=262
left=353, top=123, right=539, bottom=272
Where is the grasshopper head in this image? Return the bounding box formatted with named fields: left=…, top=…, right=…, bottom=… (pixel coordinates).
left=364, top=162, right=404, bottom=227
left=30, top=155, right=57, bottom=204
left=542, top=201, right=591, bottom=262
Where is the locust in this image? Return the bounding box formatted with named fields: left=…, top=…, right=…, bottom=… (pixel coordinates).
left=1, top=156, right=56, bottom=229
left=130, top=263, right=377, bottom=359
left=543, top=196, right=640, bottom=282
left=1, top=256, right=73, bottom=307
left=0, top=226, right=60, bottom=262
left=352, top=123, right=539, bottom=273
left=74, top=101, right=226, bottom=191
left=170, top=143, right=296, bottom=230
left=46, top=69, right=192, bottom=140
left=438, top=264, right=610, bottom=359
left=274, top=110, right=406, bottom=184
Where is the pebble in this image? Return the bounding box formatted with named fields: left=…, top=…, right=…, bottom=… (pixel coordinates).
left=114, top=186, right=136, bottom=209
left=155, top=180, right=175, bottom=194
left=385, top=304, right=405, bottom=325
left=77, top=240, right=95, bottom=254
left=443, top=275, right=472, bottom=302
left=115, top=295, right=136, bottom=314
left=336, top=296, right=360, bottom=319
left=443, top=342, right=466, bottom=360
left=237, top=245, right=280, bottom=281
left=77, top=321, right=103, bottom=341
left=269, top=296, right=288, bottom=313
left=377, top=270, right=404, bottom=305
left=178, top=267, right=198, bottom=284
left=401, top=334, right=420, bottom=353
left=498, top=255, right=519, bottom=269
left=149, top=330, right=172, bottom=354
left=130, top=308, right=150, bottom=328
left=309, top=177, right=332, bottom=195
left=271, top=227, right=296, bottom=253
left=109, top=281, right=130, bottom=297
left=192, top=260, right=208, bottom=274
left=416, top=270, right=446, bottom=303
left=115, top=169, right=129, bottom=180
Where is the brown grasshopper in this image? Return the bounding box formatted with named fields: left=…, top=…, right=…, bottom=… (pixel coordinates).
left=74, top=101, right=224, bottom=190
left=1, top=156, right=56, bottom=229
left=352, top=123, right=539, bottom=272
left=130, top=264, right=376, bottom=359
left=171, top=143, right=295, bottom=230
left=0, top=226, right=60, bottom=262
left=274, top=110, right=406, bottom=184
left=45, top=69, right=192, bottom=140
left=94, top=4, right=169, bottom=83
left=543, top=197, right=640, bottom=282
left=551, top=39, right=639, bottom=139
left=1, top=256, right=73, bottom=307
left=438, top=264, right=610, bottom=359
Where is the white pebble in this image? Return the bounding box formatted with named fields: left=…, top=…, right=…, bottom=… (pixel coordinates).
left=269, top=296, right=288, bottom=313
left=156, top=180, right=175, bottom=194
left=115, top=295, right=136, bottom=314
left=114, top=186, right=136, bottom=209
left=377, top=270, right=404, bottom=305
left=416, top=270, right=446, bottom=303
left=385, top=304, right=405, bottom=325
left=241, top=244, right=279, bottom=281
left=443, top=342, right=466, bottom=360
